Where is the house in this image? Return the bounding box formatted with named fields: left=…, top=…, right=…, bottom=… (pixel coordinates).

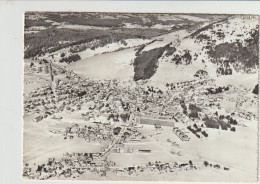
left=52, top=115, right=62, bottom=120
left=111, top=148, right=120, bottom=153
left=34, top=115, right=43, bottom=122
left=138, top=149, right=151, bottom=153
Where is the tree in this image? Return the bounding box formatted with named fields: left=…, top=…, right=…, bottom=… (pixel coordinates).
left=204, top=161, right=209, bottom=167
left=172, top=54, right=182, bottom=65
left=183, top=109, right=187, bottom=115
left=61, top=53, right=65, bottom=57
left=113, top=127, right=121, bottom=135
left=230, top=127, right=236, bottom=132
left=219, top=115, right=224, bottom=120
left=202, top=130, right=208, bottom=137
left=214, top=164, right=220, bottom=169
left=182, top=50, right=192, bottom=65
left=189, top=104, right=201, bottom=112
left=189, top=111, right=198, bottom=119
left=253, top=84, right=258, bottom=95
left=204, top=118, right=220, bottom=129
left=229, top=118, right=237, bottom=125
left=189, top=160, right=193, bottom=165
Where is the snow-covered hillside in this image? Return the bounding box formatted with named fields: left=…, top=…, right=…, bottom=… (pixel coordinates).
left=146, top=15, right=259, bottom=89
left=42, top=14, right=259, bottom=90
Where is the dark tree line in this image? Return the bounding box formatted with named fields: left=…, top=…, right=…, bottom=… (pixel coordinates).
left=24, top=27, right=167, bottom=58
left=206, top=86, right=229, bottom=95
left=133, top=45, right=169, bottom=81
left=59, top=54, right=81, bottom=64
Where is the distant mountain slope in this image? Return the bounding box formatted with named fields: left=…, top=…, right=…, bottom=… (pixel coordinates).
left=24, top=13, right=259, bottom=89
left=136, top=15, right=259, bottom=88
left=24, top=12, right=219, bottom=59
left=194, top=15, right=259, bottom=73
left=24, top=27, right=168, bottom=58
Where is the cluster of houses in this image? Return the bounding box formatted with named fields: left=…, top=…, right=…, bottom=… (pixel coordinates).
left=23, top=152, right=114, bottom=180
left=30, top=64, right=50, bottom=74
left=51, top=120, right=145, bottom=146
left=25, top=65, right=257, bottom=137
left=113, top=160, right=196, bottom=176
left=23, top=151, right=197, bottom=180
left=23, top=59, right=257, bottom=180
left=35, top=49, right=71, bottom=63
left=58, top=123, right=114, bottom=143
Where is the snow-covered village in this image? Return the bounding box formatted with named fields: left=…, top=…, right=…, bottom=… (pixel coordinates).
left=23, top=12, right=259, bottom=182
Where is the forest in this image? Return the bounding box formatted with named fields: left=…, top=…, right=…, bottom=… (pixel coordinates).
left=24, top=27, right=168, bottom=58
left=133, top=45, right=170, bottom=81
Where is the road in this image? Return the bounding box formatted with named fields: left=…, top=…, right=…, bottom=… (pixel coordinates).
left=100, top=126, right=126, bottom=157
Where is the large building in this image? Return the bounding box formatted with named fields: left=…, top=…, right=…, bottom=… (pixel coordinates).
left=137, top=117, right=175, bottom=127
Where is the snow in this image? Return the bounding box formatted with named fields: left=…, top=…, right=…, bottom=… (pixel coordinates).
left=44, top=19, right=61, bottom=26
left=78, top=38, right=151, bottom=60
left=123, top=23, right=148, bottom=29
left=146, top=15, right=259, bottom=88
left=215, top=73, right=258, bottom=90
left=142, top=30, right=189, bottom=52
left=157, top=15, right=182, bottom=21
left=68, top=48, right=136, bottom=81
left=199, top=15, right=259, bottom=47
left=177, top=15, right=210, bottom=22
left=123, top=23, right=173, bottom=30
left=27, top=26, right=48, bottom=30
left=23, top=115, right=102, bottom=165
left=24, top=31, right=40, bottom=34
left=37, top=38, right=150, bottom=64
left=57, top=24, right=110, bottom=30
left=181, top=120, right=258, bottom=182
left=147, top=59, right=205, bottom=89
left=142, top=41, right=169, bottom=52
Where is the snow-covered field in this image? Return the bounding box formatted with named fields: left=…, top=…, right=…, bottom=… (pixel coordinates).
left=147, top=61, right=203, bottom=89
left=78, top=38, right=151, bottom=60
left=177, top=15, right=210, bottom=22
left=123, top=23, right=173, bottom=30
left=23, top=115, right=103, bottom=166
left=68, top=48, right=136, bottom=81
left=181, top=120, right=258, bottom=182
left=215, top=73, right=258, bottom=89
left=57, top=24, right=110, bottom=30
left=142, top=30, right=189, bottom=52
left=44, top=19, right=61, bottom=26
left=37, top=38, right=151, bottom=64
